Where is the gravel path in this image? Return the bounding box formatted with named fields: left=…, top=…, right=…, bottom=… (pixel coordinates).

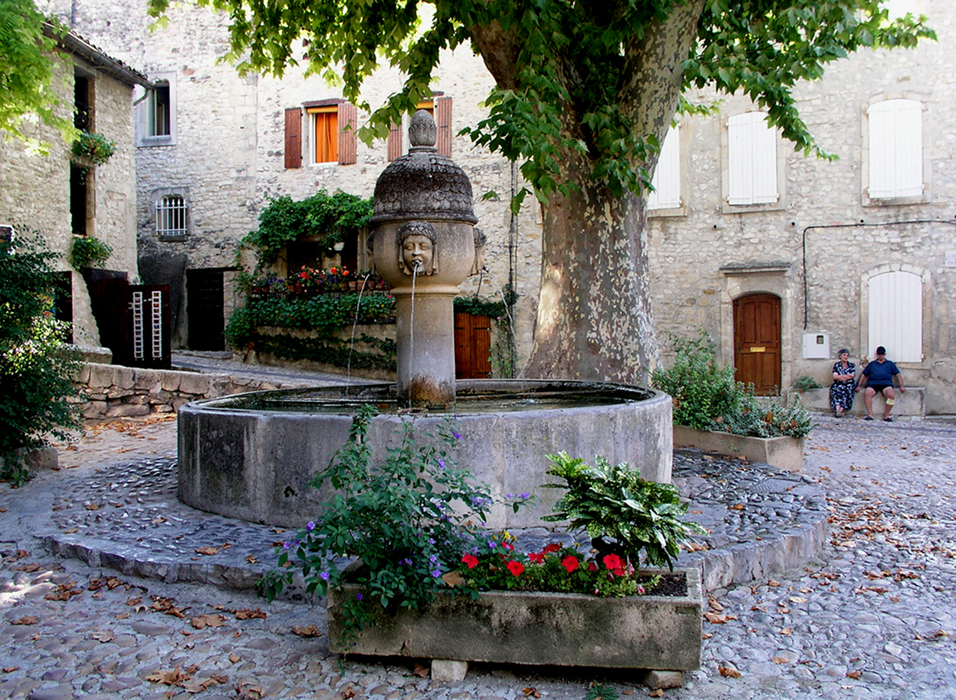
left=0, top=394, right=954, bottom=698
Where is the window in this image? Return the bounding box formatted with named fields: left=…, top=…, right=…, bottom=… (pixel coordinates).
left=387, top=96, right=453, bottom=161
left=727, top=111, right=778, bottom=206
left=866, top=99, right=923, bottom=201
left=153, top=190, right=188, bottom=240
left=284, top=101, right=356, bottom=168
left=868, top=269, right=922, bottom=363
left=647, top=126, right=681, bottom=211
left=136, top=72, right=177, bottom=146
left=884, top=0, right=918, bottom=19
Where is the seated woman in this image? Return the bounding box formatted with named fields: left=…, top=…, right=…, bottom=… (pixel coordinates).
left=829, top=348, right=857, bottom=417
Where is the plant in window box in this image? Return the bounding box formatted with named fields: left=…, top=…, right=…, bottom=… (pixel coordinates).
left=68, top=235, right=113, bottom=270
left=71, top=131, right=115, bottom=165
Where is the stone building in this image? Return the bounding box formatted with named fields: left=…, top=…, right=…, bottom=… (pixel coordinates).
left=0, top=26, right=149, bottom=349
left=47, top=0, right=956, bottom=412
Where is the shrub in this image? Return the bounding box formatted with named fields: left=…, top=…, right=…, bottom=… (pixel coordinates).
left=711, top=393, right=813, bottom=439
left=71, top=131, right=115, bottom=165
left=792, top=375, right=822, bottom=391
left=68, top=235, right=113, bottom=270
left=651, top=330, right=738, bottom=430
left=0, top=232, right=81, bottom=484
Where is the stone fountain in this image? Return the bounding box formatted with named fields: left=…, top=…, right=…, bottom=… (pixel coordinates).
left=178, top=112, right=672, bottom=529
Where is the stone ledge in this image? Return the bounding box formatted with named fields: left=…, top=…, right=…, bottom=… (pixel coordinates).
left=790, top=387, right=925, bottom=417
left=673, top=425, right=805, bottom=473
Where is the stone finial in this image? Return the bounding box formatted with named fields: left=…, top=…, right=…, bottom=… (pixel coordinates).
left=409, top=110, right=437, bottom=149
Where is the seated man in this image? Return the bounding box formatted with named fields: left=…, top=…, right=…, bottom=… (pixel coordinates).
left=855, top=346, right=905, bottom=422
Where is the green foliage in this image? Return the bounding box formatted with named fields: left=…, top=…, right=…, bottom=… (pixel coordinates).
left=653, top=331, right=813, bottom=439
left=241, top=190, right=372, bottom=265
left=71, top=130, right=115, bottom=165
left=792, top=375, right=822, bottom=391
left=652, top=331, right=739, bottom=431
left=237, top=331, right=396, bottom=372
left=257, top=406, right=513, bottom=639
left=68, top=235, right=113, bottom=270
left=542, top=452, right=705, bottom=571
left=0, top=0, right=74, bottom=150
left=585, top=684, right=619, bottom=700
left=0, top=232, right=81, bottom=485
left=150, top=0, right=934, bottom=202
left=712, top=393, right=813, bottom=439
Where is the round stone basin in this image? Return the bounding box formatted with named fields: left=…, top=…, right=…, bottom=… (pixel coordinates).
left=178, top=379, right=673, bottom=529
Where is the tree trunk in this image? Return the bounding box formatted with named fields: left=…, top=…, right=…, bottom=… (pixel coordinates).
left=525, top=164, right=659, bottom=384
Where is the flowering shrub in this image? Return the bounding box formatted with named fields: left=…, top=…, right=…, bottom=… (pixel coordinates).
left=257, top=406, right=528, bottom=639
left=457, top=532, right=659, bottom=598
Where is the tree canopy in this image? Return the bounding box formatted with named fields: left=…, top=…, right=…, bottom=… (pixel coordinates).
left=0, top=0, right=71, bottom=150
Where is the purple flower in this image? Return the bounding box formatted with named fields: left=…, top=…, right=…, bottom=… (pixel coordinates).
left=307, top=521, right=316, bottom=531
left=488, top=540, right=497, bottom=549
left=429, top=554, right=437, bottom=564
left=428, top=538, right=435, bottom=545
left=282, top=541, right=291, bottom=550
left=437, top=457, right=446, bottom=470
left=521, top=492, right=530, bottom=499
left=431, top=569, right=442, bottom=578
left=356, top=593, right=363, bottom=601
left=451, top=430, right=462, bottom=440
left=320, top=571, right=330, bottom=581
left=505, top=493, right=512, bottom=499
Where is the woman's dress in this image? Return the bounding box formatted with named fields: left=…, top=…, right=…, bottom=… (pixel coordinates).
left=829, top=361, right=856, bottom=412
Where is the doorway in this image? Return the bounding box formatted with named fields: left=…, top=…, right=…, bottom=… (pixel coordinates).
left=733, top=293, right=781, bottom=395
left=187, top=269, right=225, bottom=351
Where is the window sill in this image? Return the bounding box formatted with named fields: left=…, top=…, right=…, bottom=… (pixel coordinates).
left=648, top=206, right=686, bottom=218
left=157, top=233, right=188, bottom=242
left=721, top=199, right=785, bottom=214
left=138, top=136, right=176, bottom=148
left=861, top=193, right=926, bottom=208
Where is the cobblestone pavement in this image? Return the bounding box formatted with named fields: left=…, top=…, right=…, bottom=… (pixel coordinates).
left=0, top=403, right=954, bottom=698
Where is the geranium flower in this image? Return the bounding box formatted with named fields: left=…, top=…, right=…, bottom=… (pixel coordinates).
left=461, top=554, right=479, bottom=569
left=506, top=560, right=525, bottom=577
left=528, top=552, right=545, bottom=564
left=602, top=554, right=623, bottom=571
left=588, top=562, right=598, bottom=572
left=561, top=555, right=579, bottom=573
left=543, top=543, right=561, bottom=554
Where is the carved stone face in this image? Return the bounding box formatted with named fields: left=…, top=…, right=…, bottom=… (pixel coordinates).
left=401, top=234, right=434, bottom=275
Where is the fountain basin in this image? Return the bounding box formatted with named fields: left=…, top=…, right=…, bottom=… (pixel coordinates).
left=178, top=380, right=672, bottom=529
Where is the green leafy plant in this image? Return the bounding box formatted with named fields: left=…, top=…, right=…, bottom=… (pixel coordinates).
left=258, top=406, right=523, bottom=639
left=652, top=330, right=738, bottom=430
left=68, top=235, right=113, bottom=269
left=0, top=231, right=81, bottom=485
left=71, top=130, right=115, bottom=165
left=712, top=393, right=813, bottom=439
left=542, top=452, right=705, bottom=570
left=792, top=375, right=822, bottom=391
left=241, top=190, right=372, bottom=265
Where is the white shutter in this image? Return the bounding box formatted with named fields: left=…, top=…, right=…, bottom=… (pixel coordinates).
left=728, top=112, right=777, bottom=205
left=648, top=126, right=681, bottom=210
left=868, top=270, right=922, bottom=362
left=868, top=99, right=923, bottom=199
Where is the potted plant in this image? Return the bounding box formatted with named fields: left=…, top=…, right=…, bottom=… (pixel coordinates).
left=259, top=408, right=705, bottom=682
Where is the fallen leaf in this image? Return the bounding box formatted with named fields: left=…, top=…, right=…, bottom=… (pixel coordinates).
left=2, top=667, right=19, bottom=673
left=846, top=670, right=862, bottom=680
left=442, top=570, right=464, bottom=587
left=15, top=563, right=40, bottom=573
left=412, top=664, right=429, bottom=678
left=719, top=666, right=742, bottom=678
left=789, top=596, right=808, bottom=604
left=522, top=688, right=541, bottom=698
left=150, top=597, right=188, bottom=618
left=291, top=625, right=321, bottom=637
left=228, top=654, right=241, bottom=664
left=147, top=666, right=189, bottom=685
left=343, top=687, right=356, bottom=699
left=126, top=596, right=142, bottom=606
left=704, top=612, right=737, bottom=624
left=245, top=555, right=258, bottom=565
left=768, top=580, right=781, bottom=587
left=235, top=608, right=267, bottom=620
left=85, top=503, right=100, bottom=511
left=44, top=584, right=82, bottom=602
left=701, top=632, right=713, bottom=639
left=63, top=527, right=78, bottom=534
left=11, top=616, right=37, bottom=626
left=731, top=504, right=745, bottom=510
left=190, top=614, right=227, bottom=630
left=90, top=630, right=115, bottom=643
left=771, top=656, right=789, bottom=664
left=780, top=628, right=793, bottom=635
left=194, top=547, right=219, bottom=556
left=649, top=690, right=664, bottom=698
left=116, top=612, right=130, bottom=620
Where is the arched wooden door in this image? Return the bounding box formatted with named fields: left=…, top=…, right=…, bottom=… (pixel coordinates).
left=733, top=293, right=781, bottom=395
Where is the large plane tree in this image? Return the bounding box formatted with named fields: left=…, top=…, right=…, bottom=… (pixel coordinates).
left=150, top=0, right=931, bottom=382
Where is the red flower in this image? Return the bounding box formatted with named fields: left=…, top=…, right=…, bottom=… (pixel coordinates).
left=588, top=562, right=598, bottom=572
left=543, top=543, right=561, bottom=554
left=528, top=552, right=545, bottom=564
left=602, top=554, right=623, bottom=572
left=561, top=555, right=579, bottom=573
left=502, top=542, right=515, bottom=552
left=506, top=560, right=525, bottom=577
left=461, top=554, right=478, bottom=570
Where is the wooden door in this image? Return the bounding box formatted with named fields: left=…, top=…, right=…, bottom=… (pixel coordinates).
left=454, top=313, right=492, bottom=379
left=83, top=269, right=130, bottom=365
left=187, top=270, right=225, bottom=351
left=733, top=293, right=781, bottom=395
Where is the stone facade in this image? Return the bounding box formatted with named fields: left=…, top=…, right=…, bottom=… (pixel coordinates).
left=0, top=31, right=144, bottom=347
left=46, top=0, right=956, bottom=411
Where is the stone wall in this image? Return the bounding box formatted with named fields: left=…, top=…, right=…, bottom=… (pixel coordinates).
left=73, top=363, right=312, bottom=420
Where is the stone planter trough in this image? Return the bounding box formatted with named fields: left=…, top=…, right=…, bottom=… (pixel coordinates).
left=328, top=566, right=702, bottom=684
left=673, top=425, right=805, bottom=472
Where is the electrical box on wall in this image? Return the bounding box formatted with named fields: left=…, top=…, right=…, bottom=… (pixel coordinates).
left=802, top=332, right=831, bottom=359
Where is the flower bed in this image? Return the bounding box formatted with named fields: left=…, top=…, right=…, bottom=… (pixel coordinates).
left=673, top=425, right=805, bottom=472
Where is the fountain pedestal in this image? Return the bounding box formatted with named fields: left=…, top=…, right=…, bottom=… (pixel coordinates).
left=368, top=111, right=480, bottom=406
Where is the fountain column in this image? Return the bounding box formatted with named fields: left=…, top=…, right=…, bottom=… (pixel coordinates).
left=368, top=111, right=482, bottom=406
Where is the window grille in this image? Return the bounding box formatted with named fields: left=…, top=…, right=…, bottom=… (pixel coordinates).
left=156, top=195, right=187, bottom=238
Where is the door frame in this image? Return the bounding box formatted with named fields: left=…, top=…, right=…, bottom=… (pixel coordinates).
left=732, top=292, right=781, bottom=394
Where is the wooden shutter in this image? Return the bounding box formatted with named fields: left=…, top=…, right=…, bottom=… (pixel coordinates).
left=728, top=112, right=777, bottom=205
left=868, top=270, right=922, bottom=362
left=284, top=108, right=302, bottom=169
left=648, top=126, right=681, bottom=210
left=435, top=96, right=452, bottom=157
left=868, top=99, right=922, bottom=199
left=387, top=120, right=402, bottom=162
left=337, top=102, right=357, bottom=165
